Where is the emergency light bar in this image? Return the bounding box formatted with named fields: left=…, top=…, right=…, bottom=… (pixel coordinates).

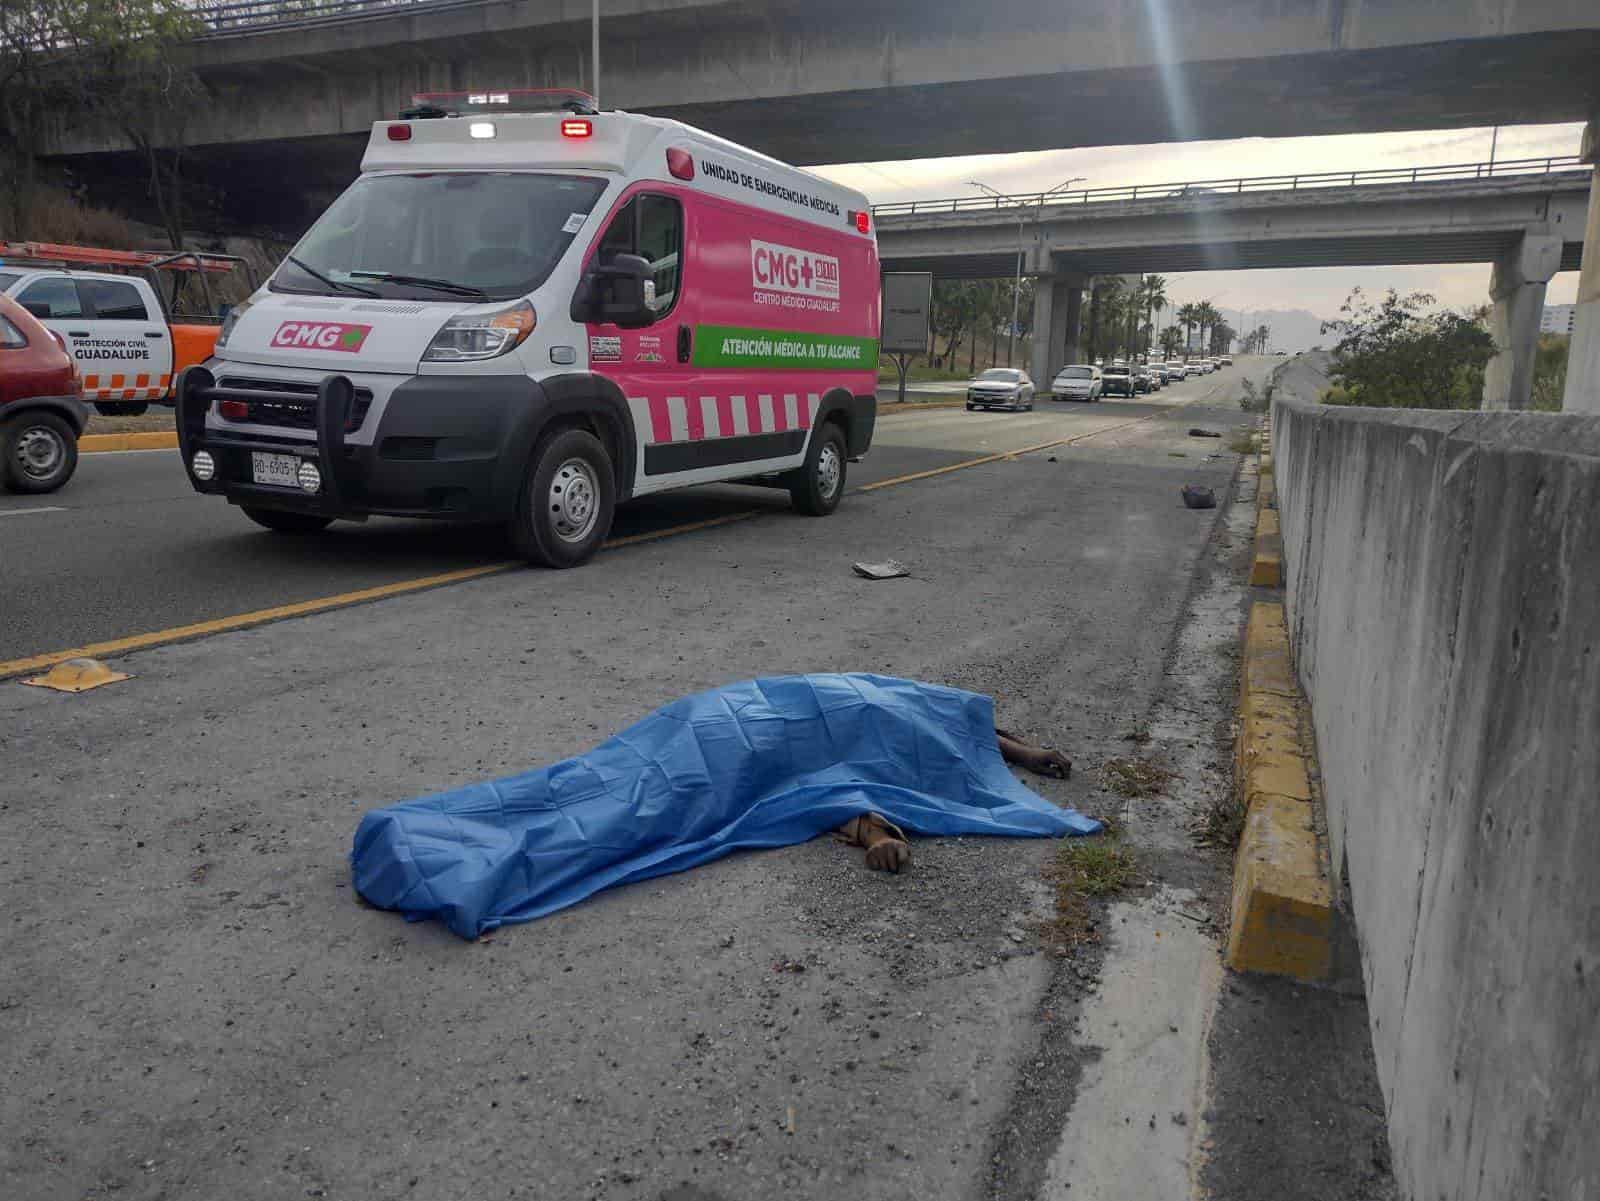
left=402, top=88, right=598, bottom=119
left=0, top=241, right=241, bottom=274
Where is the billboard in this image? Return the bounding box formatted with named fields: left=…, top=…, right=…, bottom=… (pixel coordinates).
left=880, top=272, right=933, bottom=355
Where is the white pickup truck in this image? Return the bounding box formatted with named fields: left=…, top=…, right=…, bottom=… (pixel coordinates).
left=0, top=245, right=249, bottom=416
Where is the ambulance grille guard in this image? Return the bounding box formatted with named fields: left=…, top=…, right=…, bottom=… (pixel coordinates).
left=177, top=366, right=354, bottom=511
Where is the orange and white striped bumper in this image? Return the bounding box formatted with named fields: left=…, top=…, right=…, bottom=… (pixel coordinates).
left=81, top=373, right=171, bottom=402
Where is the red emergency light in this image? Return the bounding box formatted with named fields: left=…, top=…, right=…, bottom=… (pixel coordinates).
left=561, top=119, right=593, bottom=139
left=851, top=210, right=871, bottom=234
left=387, top=124, right=412, bottom=141
left=666, top=147, right=695, bottom=180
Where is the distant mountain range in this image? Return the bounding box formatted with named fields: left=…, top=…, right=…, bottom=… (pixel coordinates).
left=1225, top=309, right=1334, bottom=355
left=1154, top=307, right=1333, bottom=355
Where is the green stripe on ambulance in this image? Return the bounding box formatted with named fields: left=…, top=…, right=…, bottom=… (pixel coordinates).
left=692, top=325, right=879, bottom=370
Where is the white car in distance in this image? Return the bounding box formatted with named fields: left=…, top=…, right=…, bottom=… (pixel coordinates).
left=1050, top=364, right=1102, bottom=402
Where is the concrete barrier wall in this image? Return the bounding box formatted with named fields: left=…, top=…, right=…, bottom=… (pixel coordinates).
left=1271, top=397, right=1600, bottom=1200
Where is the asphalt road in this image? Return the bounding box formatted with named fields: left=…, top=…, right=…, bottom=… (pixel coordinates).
left=1, top=359, right=1315, bottom=1201
left=0, top=366, right=1243, bottom=665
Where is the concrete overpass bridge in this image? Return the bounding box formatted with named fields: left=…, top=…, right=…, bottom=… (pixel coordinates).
left=874, top=158, right=1592, bottom=409
left=43, top=0, right=1600, bottom=229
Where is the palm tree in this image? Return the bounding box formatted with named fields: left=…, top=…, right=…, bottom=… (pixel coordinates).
left=1159, top=326, right=1183, bottom=358
left=1194, top=301, right=1219, bottom=357
left=1138, top=275, right=1168, bottom=356
left=1090, top=276, right=1126, bottom=361
left=1176, top=302, right=1198, bottom=355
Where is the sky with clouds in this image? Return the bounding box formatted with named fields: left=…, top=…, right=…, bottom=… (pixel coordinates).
left=811, top=121, right=1588, bottom=321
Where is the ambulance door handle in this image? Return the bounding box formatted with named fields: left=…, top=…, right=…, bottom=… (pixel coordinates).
left=145, top=330, right=165, bottom=338
left=68, top=329, right=90, bottom=337
left=677, top=325, right=692, bottom=364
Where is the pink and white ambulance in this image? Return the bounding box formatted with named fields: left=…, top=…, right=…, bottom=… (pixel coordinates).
left=176, top=91, right=880, bottom=566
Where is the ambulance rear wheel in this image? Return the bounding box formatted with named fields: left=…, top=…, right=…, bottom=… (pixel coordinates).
left=510, top=427, right=615, bottom=568
left=241, top=507, right=333, bottom=534
left=789, top=422, right=847, bottom=517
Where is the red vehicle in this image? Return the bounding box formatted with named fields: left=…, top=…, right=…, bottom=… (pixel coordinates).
left=0, top=292, right=86, bottom=493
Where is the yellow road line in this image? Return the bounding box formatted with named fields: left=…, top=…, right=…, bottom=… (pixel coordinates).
left=603, top=509, right=766, bottom=548
left=0, top=563, right=516, bottom=681
left=79, top=431, right=179, bottom=453
left=859, top=415, right=1152, bottom=491
left=5, top=406, right=1183, bottom=680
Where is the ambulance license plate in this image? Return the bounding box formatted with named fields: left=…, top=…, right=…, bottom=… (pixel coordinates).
left=251, top=452, right=301, bottom=487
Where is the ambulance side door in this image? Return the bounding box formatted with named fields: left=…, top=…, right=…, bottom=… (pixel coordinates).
left=75, top=277, right=173, bottom=404
left=583, top=188, right=695, bottom=496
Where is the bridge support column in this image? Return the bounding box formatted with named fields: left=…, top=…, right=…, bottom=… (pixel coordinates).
left=1483, top=229, right=1562, bottom=410
left=1063, top=281, right=1084, bottom=364
left=1562, top=118, right=1600, bottom=414
left=1030, top=280, right=1056, bottom=386
left=1031, top=275, right=1086, bottom=385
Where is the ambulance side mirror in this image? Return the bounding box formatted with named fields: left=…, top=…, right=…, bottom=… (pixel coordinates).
left=572, top=253, right=655, bottom=329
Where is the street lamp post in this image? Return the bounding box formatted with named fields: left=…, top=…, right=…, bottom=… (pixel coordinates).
left=967, top=176, right=1086, bottom=371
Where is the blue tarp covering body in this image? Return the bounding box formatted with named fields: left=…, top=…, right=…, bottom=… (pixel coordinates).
left=351, top=674, right=1100, bottom=938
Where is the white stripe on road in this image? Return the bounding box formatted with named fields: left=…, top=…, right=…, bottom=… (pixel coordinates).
left=0, top=506, right=68, bottom=518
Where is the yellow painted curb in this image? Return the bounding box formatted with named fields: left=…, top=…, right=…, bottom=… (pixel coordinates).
left=79, top=431, right=178, bottom=453
left=1250, top=507, right=1283, bottom=587
left=1242, top=602, right=1297, bottom=698
left=1227, top=599, right=1332, bottom=982
left=1226, top=795, right=1333, bottom=979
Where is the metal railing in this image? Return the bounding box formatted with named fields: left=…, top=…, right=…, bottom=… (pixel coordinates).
left=870, top=156, right=1588, bottom=218
left=184, top=0, right=457, bottom=35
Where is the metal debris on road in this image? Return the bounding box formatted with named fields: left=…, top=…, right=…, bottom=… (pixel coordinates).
left=852, top=559, right=910, bottom=580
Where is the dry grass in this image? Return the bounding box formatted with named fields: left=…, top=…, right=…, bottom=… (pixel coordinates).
left=16, top=186, right=142, bottom=249
left=1228, top=430, right=1258, bottom=455
left=83, top=411, right=176, bottom=436
left=1194, top=790, right=1247, bottom=850
left=1101, top=756, right=1172, bottom=799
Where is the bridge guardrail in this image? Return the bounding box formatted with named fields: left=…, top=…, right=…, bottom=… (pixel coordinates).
left=870, top=157, right=1587, bottom=218
left=184, top=0, right=459, bottom=35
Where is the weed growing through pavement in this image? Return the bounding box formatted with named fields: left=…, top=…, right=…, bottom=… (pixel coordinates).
left=1194, top=789, right=1247, bottom=850
left=1102, top=756, right=1172, bottom=799
left=1228, top=430, right=1258, bottom=455
left=1042, top=837, right=1141, bottom=948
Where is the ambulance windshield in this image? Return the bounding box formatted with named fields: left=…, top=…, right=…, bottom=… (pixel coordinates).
left=273, top=172, right=607, bottom=302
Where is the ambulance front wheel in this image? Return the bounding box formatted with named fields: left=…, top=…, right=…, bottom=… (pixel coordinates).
left=509, top=426, right=616, bottom=568
left=789, top=422, right=847, bottom=517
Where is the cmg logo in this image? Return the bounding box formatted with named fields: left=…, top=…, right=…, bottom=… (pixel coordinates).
left=269, top=321, right=373, bottom=353
left=750, top=240, right=840, bottom=300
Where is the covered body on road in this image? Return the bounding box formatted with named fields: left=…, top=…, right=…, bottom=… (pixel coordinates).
left=351, top=673, right=1100, bottom=938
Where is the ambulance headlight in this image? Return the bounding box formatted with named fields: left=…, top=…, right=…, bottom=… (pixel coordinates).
left=421, top=300, right=536, bottom=362
left=214, top=298, right=253, bottom=351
